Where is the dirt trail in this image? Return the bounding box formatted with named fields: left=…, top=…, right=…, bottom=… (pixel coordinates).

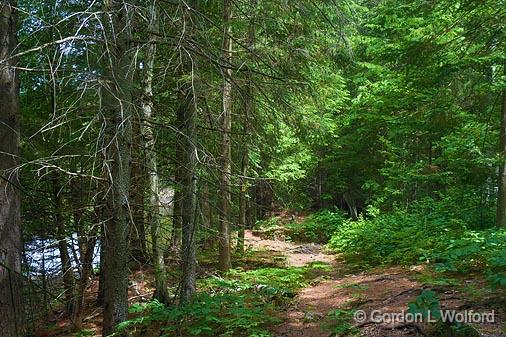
left=244, top=230, right=334, bottom=267
left=244, top=230, right=505, bottom=337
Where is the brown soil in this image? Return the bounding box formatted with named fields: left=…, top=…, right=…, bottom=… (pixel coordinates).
left=244, top=230, right=334, bottom=267
left=245, top=230, right=506, bottom=337
left=44, top=230, right=505, bottom=337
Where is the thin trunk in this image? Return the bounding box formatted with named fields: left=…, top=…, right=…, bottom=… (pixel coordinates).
left=237, top=154, right=248, bottom=253
left=96, top=218, right=106, bottom=306
left=71, top=174, right=97, bottom=323
left=246, top=188, right=255, bottom=229
left=316, top=166, right=323, bottom=209
left=179, top=94, right=197, bottom=301
left=497, top=62, right=506, bottom=227
left=248, top=181, right=257, bottom=227
left=0, top=2, right=24, bottom=336
left=73, top=228, right=97, bottom=328
left=53, top=172, right=76, bottom=314
left=201, top=182, right=212, bottom=249
left=70, top=177, right=86, bottom=269
left=101, top=0, right=134, bottom=335
left=237, top=0, right=257, bottom=253
left=42, top=253, right=49, bottom=319
left=219, top=0, right=233, bottom=271
left=141, top=0, right=169, bottom=304
left=344, top=191, right=358, bottom=220
left=171, top=113, right=183, bottom=250
left=256, top=178, right=271, bottom=220
left=130, top=116, right=147, bottom=263
left=179, top=0, right=198, bottom=303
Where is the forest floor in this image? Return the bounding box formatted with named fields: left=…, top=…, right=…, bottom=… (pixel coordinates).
left=41, top=226, right=505, bottom=337
left=244, top=230, right=506, bottom=337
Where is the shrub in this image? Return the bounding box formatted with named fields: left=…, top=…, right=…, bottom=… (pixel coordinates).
left=286, top=210, right=346, bottom=243
left=118, top=264, right=332, bottom=337
left=327, top=198, right=506, bottom=287
left=118, top=294, right=277, bottom=337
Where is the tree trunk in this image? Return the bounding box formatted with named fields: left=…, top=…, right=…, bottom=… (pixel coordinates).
left=497, top=62, right=506, bottom=227
left=248, top=180, right=257, bottom=227
left=96, top=217, right=106, bottom=306
left=315, top=164, right=323, bottom=209
left=179, top=1, right=199, bottom=303
left=53, top=172, right=76, bottom=314
left=201, top=181, right=213, bottom=249
left=69, top=176, right=86, bottom=269
left=129, top=115, right=147, bottom=264
left=343, top=191, right=358, bottom=220
left=0, top=1, right=24, bottom=336
left=68, top=175, right=96, bottom=327
left=100, top=0, right=134, bottom=335
left=73, top=225, right=97, bottom=328
left=219, top=0, right=233, bottom=271
left=141, top=0, right=169, bottom=304
left=179, top=90, right=198, bottom=302
left=237, top=0, right=257, bottom=253
left=171, top=111, right=183, bottom=250
left=237, top=154, right=248, bottom=253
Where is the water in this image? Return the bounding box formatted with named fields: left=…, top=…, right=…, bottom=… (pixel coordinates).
left=24, top=233, right=100, bottom=277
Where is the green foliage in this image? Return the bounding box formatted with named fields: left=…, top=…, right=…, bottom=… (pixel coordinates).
left=328, top=198, right=506, bottom=287
left=118, top=296, right=277, bottom=337
left=335, top=282, right=369, bottom=291
left=16, top=0, right=506, bottom=334
left=408, top=291, right=481, bottom=337
left=74, top=329, right=94, bottom=337
left=286, top=210, right=346, bottom=243
left=407, top=290, right=441, bottom=320
left=254, top=217, right=282, bottom=231
left=427, top=322, right=481, bottom=337
left=328, top=201, right=449, bottom=265
left=324, top=309, right=359, bottom=336
left=432, top=231, right=506, bottom=273
left=486, top=247, right=506, bottom=288
left=203, top=263, right=331, bottom=294
left=120, top=264, right=331, bottom=336
left=414, top=273, right=461, bottom=287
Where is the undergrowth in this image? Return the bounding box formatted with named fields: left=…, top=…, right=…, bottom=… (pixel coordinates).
left=326, top=198, right=506, bottom=287
left=286, top=210, right=346, bottom=243
left=255, top=210, right=346, bottom=243
left=117, top=263, right=331, bottom=337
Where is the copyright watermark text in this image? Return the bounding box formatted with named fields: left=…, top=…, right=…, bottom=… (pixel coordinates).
left=353, top=310, right=495, bottom=324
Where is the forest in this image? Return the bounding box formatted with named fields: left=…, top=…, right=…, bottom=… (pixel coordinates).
left=0, top=0, right=505, bottom=336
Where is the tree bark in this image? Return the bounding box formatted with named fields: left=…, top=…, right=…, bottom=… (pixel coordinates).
left=129, top=115, right=147, bottom=264
left=100, top=0, right=134, bottom=335
left=179, top=90, right=198, bottom=302
left=237, top=154, right=248, bottom=253
left=53, top=172, right=76, bottom=314
left=179, top=0, right=198, bottom=303
left=237, top=0, right=257, bottom=253
left=141, top=0, right=169, bottom=304
left=497, top=62, right=506, bottom=227
left=171, top=112, right=183, bottom=250
left=96, top=217, right=106, bottom=306
left=0, top=1, right=24, bottom=336
left=68, top=175, right=97, bottom=327
left=201, top=181, right=213, bottom=249
left=343, top=190, right=358, bottom=220
left=73, top=228, right=97, bottom=328
left=248, top=180, right=257, bottom=227
left=219, top=0, right=233, bottom=271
